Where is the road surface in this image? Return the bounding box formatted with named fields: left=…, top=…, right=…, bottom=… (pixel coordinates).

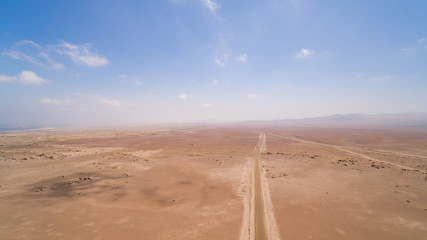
left=253, top=133, right=268, bottom=240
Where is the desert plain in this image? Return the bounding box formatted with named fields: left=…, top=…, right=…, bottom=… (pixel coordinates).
left=0, top=125, right=426, bottom=239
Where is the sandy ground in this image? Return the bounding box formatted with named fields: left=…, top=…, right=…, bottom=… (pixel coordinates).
left=1, top=126, right=426, bottom=239
left=0, top=127, right=255, bottom=240
left=258, top=127, right=427, bottom=240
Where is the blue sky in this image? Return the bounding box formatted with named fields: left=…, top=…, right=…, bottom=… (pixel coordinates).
left=1, top=0, right=426, bottom=126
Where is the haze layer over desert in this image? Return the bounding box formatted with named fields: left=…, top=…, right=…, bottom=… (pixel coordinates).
left=1, top=124, right=426, bottom=240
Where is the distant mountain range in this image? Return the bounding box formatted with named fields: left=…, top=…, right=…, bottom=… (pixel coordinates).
left=241, top=112, right=427, bottom=128
left=2, top=112, right=427, bottom=131
left=0, top=125, right=56, bottom=132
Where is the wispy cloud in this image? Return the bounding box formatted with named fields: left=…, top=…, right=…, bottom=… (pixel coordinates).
left=39, top=98, right=61, bottom=105
left=89, top=95, right=131, bottom=107
left=58, top=41, right=109, bottom=67
left=118, top=74, right=142, bottom=86
left=202, top=103, right=213, bottom=108
left=179, top=93, right=194, bottom=99
left=40, top=94, right=127, bottom=107
left=248, top=93, right=259, bottom=99
left=354, top=72, right=363, bottom=79
left=62, top=98, right=75, bottom=105
left=372, top=75, right=394, bottom=82
left=202, top=0, right=219, bottom=13
left=19, top=71, right=48, bottom=85
left=212, top=79, right=219, bottom=85
left=40, top=51, right=64, bottom=70
left=0, top=74, right=17, bottom=82
left=214, top=37, right=230, bottom=67
left=400, top=38, right=427, bottom=52
left=18, top=40, right=41, bottom=48
left=400, top=47, right=414, bottom=52
left=214, top=56, right=226, bottom=67
left=236, top=53, right=247, bottom=62
left=296, top=48, right=312, bottom=58
left=2, top=50, right=42, bottom=66
left=2, top=40, right=64, bottom=70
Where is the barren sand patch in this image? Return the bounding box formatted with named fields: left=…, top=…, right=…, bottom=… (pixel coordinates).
left=1, top=126, right=426, bottom=239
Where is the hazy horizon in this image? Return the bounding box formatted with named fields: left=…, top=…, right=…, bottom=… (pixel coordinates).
left=1, top=1, right=427, bottom=126
left=2, top=112, right=427, bottom=131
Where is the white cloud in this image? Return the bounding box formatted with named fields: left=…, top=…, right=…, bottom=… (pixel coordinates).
left=18, top=71, right=48, bottom=85
left=134, top=79, right=142, bottom=86
left=89, top=95, right=130, bottom=107
left=2, top=50, right=42, bottom=66
left=354, top=72, right=363, bottom=79
left=214, top=37, right=230, bottom=66
left=40, top=51, right=65, bottom=70
left=58, top=41, right=109, bottom=67
left=214, top=57, right=225, bottom=67
left=212, top=79, right=218, bottom=85
left=0, top=74, right=17, bottom=82
left=179, top=93, right=194, bottom=99
left=400, top=38, right=427, bottom=52
left=248, top=93, right=259, bottom=99
left=18, top=40, right=41, bottom=48
left=2, top=40, right=64, bottom=70
left=40, top=98, right=61, bottom=105
left=48, top=63, right=65, bottom=70
left=372, top=75, right=394, bottom=82
left=62, top=98, right=75, bottom=105
left=202, top=103, right=213, bottom=108
left=202, top=0, right=219, bottom=13
left=40, top=95, right=126, bottom=108
left=296, top=48, right=312, bottom=58
left=3, top=39, right=106, bottom=70
left=236, top=53, right=247, bottom=62
left=0, top=71, right=48, bottom=85
left=118, top=74, right=142, bottom=86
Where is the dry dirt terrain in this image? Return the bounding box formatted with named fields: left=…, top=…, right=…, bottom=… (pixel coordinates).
left=258, top=127, right=427, bottom=240
left=0, top=127, right=255, bottom=240
left=1, top=125, right=426, bottom=239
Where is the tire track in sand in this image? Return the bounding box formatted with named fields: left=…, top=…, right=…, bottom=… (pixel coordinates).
left=268, top=132, right=417, bottom=171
